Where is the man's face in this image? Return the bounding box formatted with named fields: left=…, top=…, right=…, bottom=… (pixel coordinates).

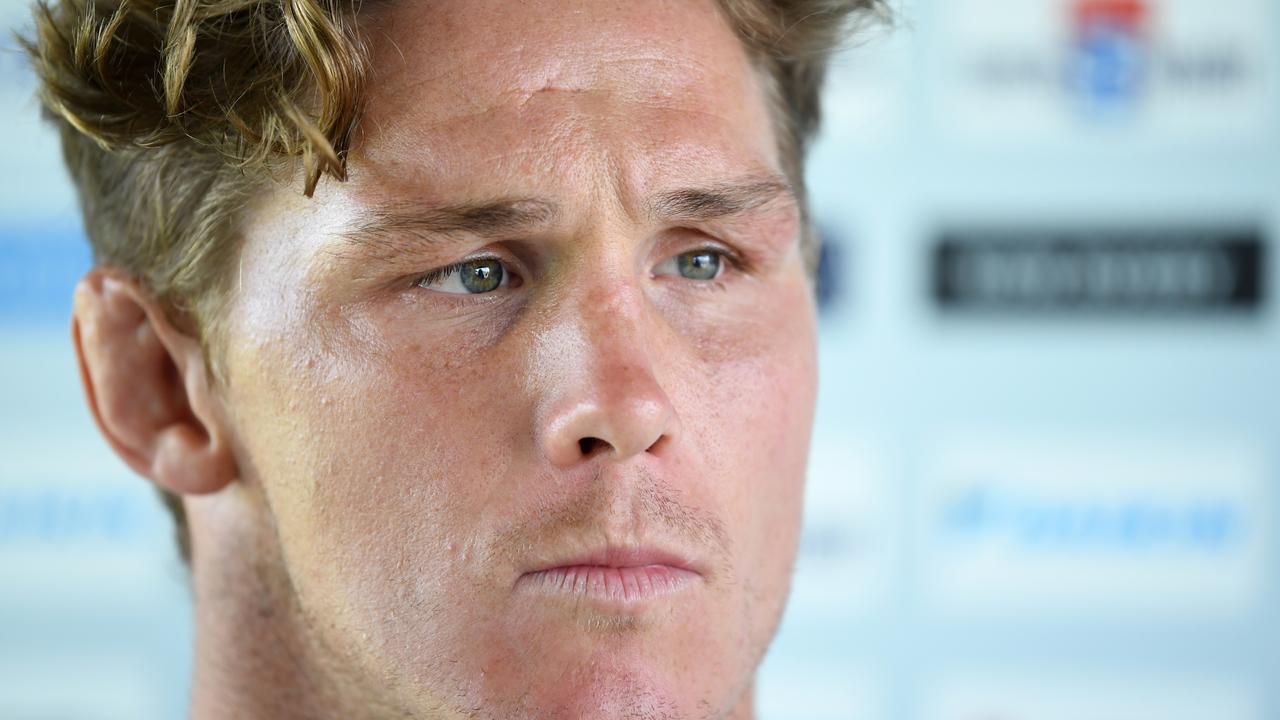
left=217, top=0, right=816, bottom=717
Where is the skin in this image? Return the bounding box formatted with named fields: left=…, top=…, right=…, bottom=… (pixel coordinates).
left=72, top=1, right=817, bottom=718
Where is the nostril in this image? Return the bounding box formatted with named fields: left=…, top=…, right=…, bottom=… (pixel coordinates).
left=645, top=433, right=667, bottom=454
left=578, top=437, right=609, bottom=457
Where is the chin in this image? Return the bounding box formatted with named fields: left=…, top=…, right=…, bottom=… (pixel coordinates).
left=522, top=658, right=713, bottom=720
left=460, top=616, right=741, bottom=720
left=488, top=609, right=734, bottom=708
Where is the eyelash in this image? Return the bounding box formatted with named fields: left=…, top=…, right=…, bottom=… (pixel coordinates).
left=414, top=260, right=495, bottom=288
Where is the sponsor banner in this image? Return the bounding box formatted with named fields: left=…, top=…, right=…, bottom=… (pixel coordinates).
left=787, top=435, right=895, bottom=623
left=0, top=654, right=165, bottom=720
left=819, top=23, right=909, bottom=149
left=933, top=0, right=1277, bottom=142
left=932, top=226, right=1265, bottom=313
left=1, top=49, right=81, bottom=222
left=759, top=662, right=885, bottom=720
left=918, top=434, right=1269, bottom=618
left=0, top=226, right=91, bottom=326
left=923, top=671, right=1263, bottom=720
left=0, top=456, right=180, bottom=601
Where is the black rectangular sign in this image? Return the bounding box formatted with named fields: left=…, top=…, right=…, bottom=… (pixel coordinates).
left=932, top=228, right=1265, bottom=313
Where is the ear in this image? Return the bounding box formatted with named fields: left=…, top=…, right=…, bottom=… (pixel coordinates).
left=72, top=267, right=236, bottom=495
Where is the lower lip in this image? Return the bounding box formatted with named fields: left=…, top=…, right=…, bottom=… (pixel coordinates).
left=518, top=564, right=700, bottom=603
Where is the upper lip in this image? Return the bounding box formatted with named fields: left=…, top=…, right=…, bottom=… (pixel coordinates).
left=526, top=544, right=704, bottom=576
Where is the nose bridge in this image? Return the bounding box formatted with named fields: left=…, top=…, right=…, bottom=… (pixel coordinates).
left=531, top=264, right=677, bottom=468
left=573, top=264, right=666, bottom=406
left=578, top=263, right=645, bottom=350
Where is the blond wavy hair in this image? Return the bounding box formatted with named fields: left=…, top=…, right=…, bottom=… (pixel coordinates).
left=23, top=0, right=890, bottom=562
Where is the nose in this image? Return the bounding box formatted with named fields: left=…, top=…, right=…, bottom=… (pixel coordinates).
left=533, top=282, right=679, bottom=468
left=540, top=371, right=676, bottom=466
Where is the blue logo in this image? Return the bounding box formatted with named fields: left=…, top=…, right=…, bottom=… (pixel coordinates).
left=0, top=224, right=91, bottom=327
left=943, top=484, right=1240, bottom=552
left=1068, top=0, right=1149, bottom=115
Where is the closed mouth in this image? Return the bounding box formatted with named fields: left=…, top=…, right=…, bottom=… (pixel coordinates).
left=516, top=546, right=704, bottom=604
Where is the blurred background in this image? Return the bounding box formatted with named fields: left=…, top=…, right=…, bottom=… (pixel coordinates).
left=1, top=0, right=1277, bottom=718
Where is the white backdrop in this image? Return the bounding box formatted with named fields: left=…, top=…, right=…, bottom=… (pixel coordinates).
left=2, top=1, right=1277, bottom=718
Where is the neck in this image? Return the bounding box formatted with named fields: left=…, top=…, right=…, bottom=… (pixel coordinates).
left=185, top=493, right=322, bottom=720
left=184, top=488, right=396, bottom=720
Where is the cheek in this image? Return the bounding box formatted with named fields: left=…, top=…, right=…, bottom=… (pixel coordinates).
left=242, top=297, right=521, bottom=500
left=675, top=270, right=816, bottom=578
left=224, top=303, right=528, bottom=636
left=693, top=268, right=816, bottom=449
left=662, top=269, right=815, bottom=676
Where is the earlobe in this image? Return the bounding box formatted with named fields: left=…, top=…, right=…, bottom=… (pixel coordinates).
left=73, top=268, right=237, bottom=496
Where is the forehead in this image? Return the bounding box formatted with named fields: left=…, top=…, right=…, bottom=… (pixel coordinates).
left=348, top=0, right=779, bottom=205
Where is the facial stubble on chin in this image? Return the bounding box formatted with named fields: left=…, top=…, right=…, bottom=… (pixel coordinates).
left=479, top=468, right=766, bottom=720
left=248, top=463, right=767, bottom=719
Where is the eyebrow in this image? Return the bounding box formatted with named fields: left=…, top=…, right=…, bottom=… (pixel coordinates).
left=339, top=198, right=559, bottom=251
left=647, top=175, right=796, bottom=222
left=333, top=174, right=796, bottom=262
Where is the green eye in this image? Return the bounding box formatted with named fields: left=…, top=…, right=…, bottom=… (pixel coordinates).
left=417, top=258, right=508, bottom=294
left=660, top=248, right=721, bottom=279
left=675, top=250, right=722, bottom=280
left=460, top=259, right=503, bottom=293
